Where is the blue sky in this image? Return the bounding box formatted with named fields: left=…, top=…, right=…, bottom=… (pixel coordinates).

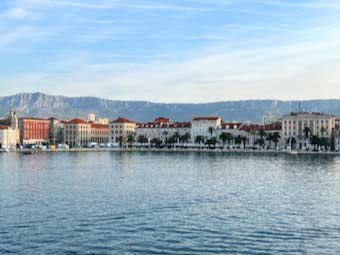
left=0, top=0, right=340, bottom=102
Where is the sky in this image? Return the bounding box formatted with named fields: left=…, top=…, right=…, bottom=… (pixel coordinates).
left=0, top=0, right=340, bottom=103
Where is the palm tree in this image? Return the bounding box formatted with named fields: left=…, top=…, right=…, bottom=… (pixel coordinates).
left=208, top=127, right=215, bottom=139
left=180, top=132, right=191, bottom=144
left=266, top=133, right=273, bottom=149
left=258, top=128, right=267, bottom=147
left=303, top=127, right=311, bottom=139
left=173, top=131, right=180, bottom=144
left=116, top=136, right=125, bottom=147
left=195, top=136, right=205, bottom=148
left=137, top=135, right=148, bottom=145
left=310, top=135, right=320, bottom=151
left=271, top=132, right=281, bottom=150
left=219, top=132, right=228, bottom=148
left=127, top=133, right=135, bottom=147
left=241, top=136, right=248, bottom=150
left=151, top=138, right=162, bottom=147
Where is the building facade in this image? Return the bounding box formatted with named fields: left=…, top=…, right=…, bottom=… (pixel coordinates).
left=49, top=118, right=64, bottom=145
left=90, top=123, right=109, bottom=144
left=19, top=118, right=50, bottom=145
left=281, top=112, right=336, bottom=149
left=136, top=118, right=191, bottom=143
left=0, top=126, right=18, bottom=149
left=109, top=117, right=136, bottom=145
left=63, top=119, right=91, bottom=147
left=191, top=117, right=222, bottom=142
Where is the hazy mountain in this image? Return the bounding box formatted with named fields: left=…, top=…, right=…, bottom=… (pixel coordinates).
left=0, top=92, right=339, bottom=123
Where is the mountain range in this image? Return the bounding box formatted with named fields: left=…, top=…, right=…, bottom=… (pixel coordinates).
left=1, top=93, right=340, bottom=123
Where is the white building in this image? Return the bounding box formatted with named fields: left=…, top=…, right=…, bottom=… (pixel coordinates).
left=64, top=118, right=91, bottom=147
left=136, top=117, right=191, bottom=143
left=0, top=126, right=18, bottom=150
left=191, top=117, right=222, bottom=142
left=109, top=117, right=136, bottom=145
left=281, top=112, right=336, bottom=149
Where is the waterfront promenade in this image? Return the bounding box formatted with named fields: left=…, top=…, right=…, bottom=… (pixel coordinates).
left=7, top=147, right=340, bottom=156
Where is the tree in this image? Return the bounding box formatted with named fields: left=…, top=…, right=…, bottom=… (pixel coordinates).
left=137, top=135, right=148, bottom=144
left=266, top=133, right=273, bottom=149
left=310, top=135, right=320, bottom=151
left=151, top=138, right=162, bottom=147
left=116, top=136, right=125, bottom=147
left=219, top=132, right=228, bottom=148
left=180, top=133, right=191, bottom=144
left=271, top=132, right=281, bottom=150
left=258, top=128, right=267, bottom=147
left=208, top=126, right=214, bottom=136
left=173, top=132, right=180, bottom=144
left=195, top=136, right=205, bottom=147
left=320, top=126, right=327, bottom=137
left=206, top=137, right=218, bottom=149
left=303, top=127, right=311, bottom=139
left=241, top=136, right=248, bottom=150
left=127, top=133, right=135, bottom=147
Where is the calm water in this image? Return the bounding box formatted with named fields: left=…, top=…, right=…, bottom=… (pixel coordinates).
left=1, top=152, right=340, bottom=255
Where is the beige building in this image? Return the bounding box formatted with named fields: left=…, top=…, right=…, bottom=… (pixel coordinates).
left=0, top=126, right=18, bottom=150
left=282, top=112, right=335, bottom=149
left=64, top=118, right=91, bottom=147
left=136, top=117, right=191, bottom=143
left=109, top=117, right=136, bottom=145
left=90, top=123, right=109, bottom=144
left=191, top=117, right=222, bottom=142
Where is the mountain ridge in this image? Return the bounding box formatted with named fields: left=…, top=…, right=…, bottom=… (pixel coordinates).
left=1, top=92, right=340, bottom=122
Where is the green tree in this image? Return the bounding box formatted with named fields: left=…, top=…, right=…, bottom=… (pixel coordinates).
left=137, top=135, right=148, bottom=144
left=116, top=136, right=125, bottom=147
left=180, top=132, right=191, bottom=144
left=127, top=133, right=135, bottom=147
left=271, top=132, right=281, bottom=150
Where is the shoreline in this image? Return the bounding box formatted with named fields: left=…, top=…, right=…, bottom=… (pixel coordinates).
left=3, top=147, right=340, bottom=156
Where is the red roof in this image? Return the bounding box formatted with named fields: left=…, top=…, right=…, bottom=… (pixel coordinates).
left=239, top=122, right=281, bottom=132
left=192, top=117, right=219, bottom=121
left=154, top=117, right=171, bottom=123
left=221, top=122, right=242, bottom=129
left=111, top=117, right=135, bottom=124
left=137, top=122, right=191, bottom=129
left=20, top=117, right=50, bottom=122
left=0, top=125, right=8, bottom=130
left=91, top=123, right=109, bottom=129
left=66, top=118, right=88, bottom=124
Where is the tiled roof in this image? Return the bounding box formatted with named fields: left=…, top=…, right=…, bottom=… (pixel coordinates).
left=0, top=125, right=8, bottom=130
left=137, top=122, right=191, bottom=129
left=192, top=117, right=219, bottom=121
left=221, top=122, right=242, bottom=129
left=66, top=118, right=88, bottom=124
left=111, top=117, right=135, bottom=124
left=154, top=117, right=171, bottom=123
left=91, top=123, right=109, bottom=129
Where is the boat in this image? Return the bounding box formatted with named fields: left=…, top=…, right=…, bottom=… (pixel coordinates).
left=0, top=148, right=10, bottom=153
left=288, top=150, right=298, bottom=155
left=22, top=149, right=36, bottom=155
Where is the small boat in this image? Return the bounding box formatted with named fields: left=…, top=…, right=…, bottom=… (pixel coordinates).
left=22, top=149, right=36, bottom=155
left=0, top=148, right=10, bottom=153
left=288, top=150, right=298, bottom=155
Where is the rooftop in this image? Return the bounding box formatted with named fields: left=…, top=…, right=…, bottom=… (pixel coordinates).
left=192, top=117, right=220, bottom=121
left=111, top=117, right=135, bottom=124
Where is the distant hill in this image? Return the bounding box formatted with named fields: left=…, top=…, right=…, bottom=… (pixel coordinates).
left=0, top=92, right=339, bottom=123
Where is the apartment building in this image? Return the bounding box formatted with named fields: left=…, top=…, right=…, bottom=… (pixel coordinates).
left=109, top=117, right=136, bottom=145
left=136, top=117, right=191, bottom=143
left=0, top=126, right=18, bottom=149
left=19, top=118, right=50, bottom=145
left=90, top=123, right=109, bottom=144
left=191, top=117, right=222, bottom=142
left=63, top=118, right=91, bottom=147
left=281, top=112, right=335, bottom=148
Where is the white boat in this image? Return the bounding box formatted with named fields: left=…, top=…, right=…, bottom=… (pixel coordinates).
left=0, top=148, right=10, bottom=153
left=288, top=150, right=298, bottom=155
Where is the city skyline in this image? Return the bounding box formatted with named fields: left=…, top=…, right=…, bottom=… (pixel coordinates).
left=1, top=0, right=340, bottom=102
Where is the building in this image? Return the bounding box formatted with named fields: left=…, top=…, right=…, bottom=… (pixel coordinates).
left=63, top=118, right=91, bottom=147
left=109, top=117, right=136, bottom=145
left=90, top=123, right=109, bottom=144
left=88, top=113, right=96, bottom=122
left=97, top=118, right=109, bottom=125
left=0, top=110, right=20, bottom=145
left=191, top=117, right=222, bottom=142
left=18, top=118, right=50, bottom=145
left=0, top=126, right=18, bottom=149
left=281, top=112, right=336, bottom=149
left=263, top=113, right=277, bottom=125
left=49, top=118, right=64, bottom=145
left=136, top=117, right=191, bottom=143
